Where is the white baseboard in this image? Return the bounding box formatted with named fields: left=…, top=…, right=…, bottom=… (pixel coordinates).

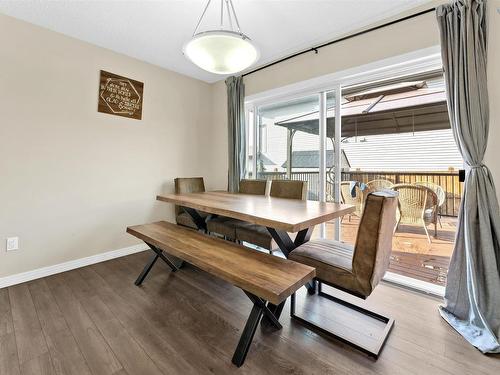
left=0, top=243, right=148, bottom=289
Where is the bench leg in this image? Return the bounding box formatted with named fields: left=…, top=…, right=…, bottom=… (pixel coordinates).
left=244, top=292, right=282, bottom=330
left=232, top=302, right=263, bottom=367
left=134, top=242, right=179, bottom=286
left=135, top=253, right=159, bottom=286
left=232, top=292, right=282, bottom=367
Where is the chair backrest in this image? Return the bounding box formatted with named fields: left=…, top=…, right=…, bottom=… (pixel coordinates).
left=414, top=181, right=445, bottom=207
left=174, top=177, right=205, bottom=216
left=367, top=179, right=394, bottom=192
left=391, top=184, right=436, bottom=223
left=239, top=179, right=268, bottom=195
left=351, top=191, right=398, bottom=297
left=340, top=181, right=364, bottom=215
left=269, top=180, right=307, bottom=200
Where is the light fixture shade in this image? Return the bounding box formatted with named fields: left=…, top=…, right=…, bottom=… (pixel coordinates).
left=183, top=30, right=259, bottom=75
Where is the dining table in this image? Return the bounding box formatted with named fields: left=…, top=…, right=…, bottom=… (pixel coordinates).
left=157, top=191, right=354, bottom=255
left=156, top=190, right=355, bottom=320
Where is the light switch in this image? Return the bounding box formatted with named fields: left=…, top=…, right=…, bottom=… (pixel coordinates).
left=6, top=237, right=19, bottom=251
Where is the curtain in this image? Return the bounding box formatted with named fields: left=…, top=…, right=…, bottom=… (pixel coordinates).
left=226, top=76, right=246, bottom=193
left=437, top=0, right=500, bottom=353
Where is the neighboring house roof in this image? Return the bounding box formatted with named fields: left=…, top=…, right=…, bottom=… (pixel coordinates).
left=281, top=149, right=350, bottom=169
left=249, top=153, right=276, bottom=166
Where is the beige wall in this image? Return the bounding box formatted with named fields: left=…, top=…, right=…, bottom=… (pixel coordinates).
left=208, top=1, right=500, bottom=197
left=0, top=14, right=212, bottom=278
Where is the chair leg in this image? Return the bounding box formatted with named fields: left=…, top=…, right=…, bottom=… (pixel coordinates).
left=290, top=286, right=394, bottom=359
left=422, top=221, right=431, bottom=243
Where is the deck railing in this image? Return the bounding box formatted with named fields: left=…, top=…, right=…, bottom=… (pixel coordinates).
left=257, top=170, right=463, bottom=217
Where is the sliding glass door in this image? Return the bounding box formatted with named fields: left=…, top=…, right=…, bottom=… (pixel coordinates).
left=247, top=87, right=342, bottom=239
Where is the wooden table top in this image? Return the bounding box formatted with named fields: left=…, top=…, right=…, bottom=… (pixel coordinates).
left=157, top=191, right=355, bottom=232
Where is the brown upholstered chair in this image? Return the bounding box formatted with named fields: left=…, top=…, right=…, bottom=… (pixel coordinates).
left=270, top=180, right=307, bottom=200
left=206, top=179, right=268, bottom=240
left=235, top=180, right=307, bottom=252
left=288, top=191, right=398, bottom=358
left=174, top=177, right=208, bottom=230
left=239, top=179, right=269, bottom=195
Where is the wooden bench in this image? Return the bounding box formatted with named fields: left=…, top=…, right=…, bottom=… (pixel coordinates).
left=126, top=221, right=315, bottom=367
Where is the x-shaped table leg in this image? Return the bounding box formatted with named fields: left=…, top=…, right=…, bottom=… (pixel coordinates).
left=232, top=291, right=282, bottom=367
left=262, top=226, right=316, bottom=323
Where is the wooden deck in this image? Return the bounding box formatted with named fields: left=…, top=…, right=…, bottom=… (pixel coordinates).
left=314, top=216, right=456, bottom=286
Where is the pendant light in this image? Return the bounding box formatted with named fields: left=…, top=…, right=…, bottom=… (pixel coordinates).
left=183, top=0, right=259, bottom=75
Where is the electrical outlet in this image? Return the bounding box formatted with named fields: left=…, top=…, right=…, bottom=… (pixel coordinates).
left=6, top=237, right=19, bottom=252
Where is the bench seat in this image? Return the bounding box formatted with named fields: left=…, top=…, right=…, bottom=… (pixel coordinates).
left=126, top=221, right=315, bottom=366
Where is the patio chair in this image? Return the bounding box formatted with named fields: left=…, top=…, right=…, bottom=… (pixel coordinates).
left=391, top=184, right=438, bottom=243
left=235, top=180, right=307, bottom=253
left=207, top=179, right=268, bottom=240
left=414, top=181, right=446, bottom=228
left=289, top=191, right=398, bottom=358
left=367, top=179, right=394, bottom=192
left=340, top=181, right=365, bottom=221
left=174, top=177, right=209, bottom=230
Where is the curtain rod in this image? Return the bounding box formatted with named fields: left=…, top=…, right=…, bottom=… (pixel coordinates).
left=242, top=7, right=436, bottom=77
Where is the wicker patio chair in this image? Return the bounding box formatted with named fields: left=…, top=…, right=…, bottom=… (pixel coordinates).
left=391, top=184, right=438, bottom=243
left=367, top=179, right=394, bottom=192
left=414, top=181, right=446, bottom=228
left=340, top=181, right=365, bottom=220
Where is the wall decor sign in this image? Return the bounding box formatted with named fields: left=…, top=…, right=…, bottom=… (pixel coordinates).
left=98, top=70, right=143, bottom=120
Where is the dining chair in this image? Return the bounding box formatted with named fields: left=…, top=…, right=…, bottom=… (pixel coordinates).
left=207, top=179, right=268, bottom=240
left=414, top=181, right=445, bottom=228
left=174, top=177, right=208, bottom=230
left=269, top=179, right=307, bottom=200
left=391, top=184, right=438, bottom=242
left=235, top=180, right=307, bottom=253
left=239, top=178, right=269, bottom=195
left=288, top=191, right=398, bottom=358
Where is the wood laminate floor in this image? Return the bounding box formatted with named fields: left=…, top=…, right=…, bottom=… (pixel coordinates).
left=1, top=251, right=499, bottom=375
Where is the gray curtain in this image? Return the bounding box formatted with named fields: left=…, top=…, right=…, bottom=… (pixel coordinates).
left=226, top=76, right=246, bottom=193
left=437, top=0, right=500, bottom=353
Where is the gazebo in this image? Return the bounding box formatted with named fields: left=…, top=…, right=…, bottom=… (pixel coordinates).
left=273, top=81, right=451, bottom=176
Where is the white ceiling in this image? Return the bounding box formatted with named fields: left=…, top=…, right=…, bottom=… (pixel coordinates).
left=0, top=0, right=434, bottom=83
